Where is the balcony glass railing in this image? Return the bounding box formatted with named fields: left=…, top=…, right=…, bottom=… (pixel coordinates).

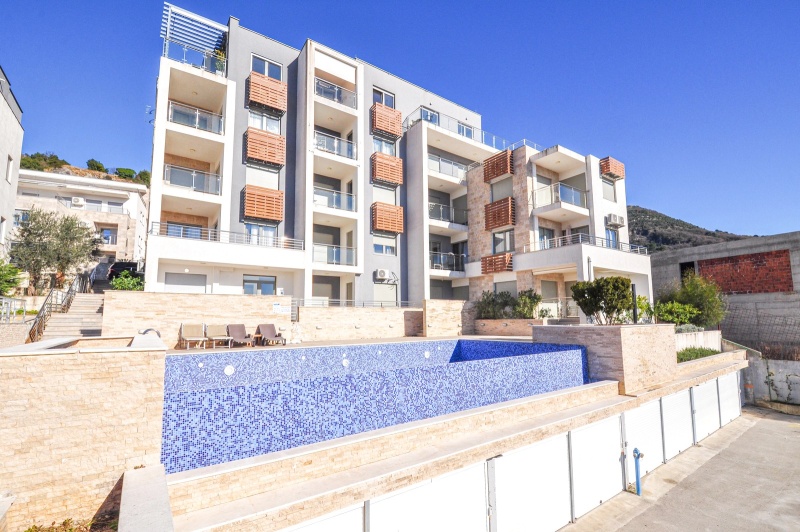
left=404, top=107, right=509, bottom=150
left=314, top=78, right=357, bottom=109
left=313, top=187, right=356, bottom=211
left=150, top=222, right=304, bottom=250
left=168, top=101, right=224, bottom=134
left=314, top=131, right=356, bottom=159
left=312, top=244, right=356, bottom=266
left=162, top=39, right=226, bottom=75
left=427, top=154, right=468, bottom=182
left=428, top=203, right=468, bottom=225
left=532, top=183, right=587, bottom=209
left=523, top=233, right=648, bottom=255
left=164, top=165, right=222, bottom=195
left=429, top=252, right=466, bottom=272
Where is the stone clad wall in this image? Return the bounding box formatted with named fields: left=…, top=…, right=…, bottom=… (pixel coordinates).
left=422, top=300, right=475, bottom=336
left=474, top=319, right=544, bottom=336
left=0, top=323, right=29, bottom=348
left=295, top=306, right=422, bottom=342
left=0, top=345, right=166, bottom=530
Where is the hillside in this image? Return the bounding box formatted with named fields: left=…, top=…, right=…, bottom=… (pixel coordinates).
left=627, top=205, right=747, bottom=253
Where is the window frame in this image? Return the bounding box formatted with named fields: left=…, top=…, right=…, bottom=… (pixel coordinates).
left=373, top=87, right=395, bottom=109
left=243, top=274, right=277, bottom=296
left=492, top=229, right=515, bottom=254
left=245, top=223, right=278, bottom=246
left=421, top=107, right=439, bottom=125
left=5, top=156, right=12, bottom=184
left=372, top=137, right=396, bottom=156
left=251, top=54, right=282, bottom=81
left=605, top=228, right=619, bottom=248
left=457, top=121, right=473, bottom=139
left=249, top=110, right=281, bottom=134
left=601, top=178, right=616, bottom=202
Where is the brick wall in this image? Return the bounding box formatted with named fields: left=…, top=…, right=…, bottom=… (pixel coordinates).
left=422, top=300, right=475, bottom=336
left=295, top=306, right=422, bottom=342
left=0, top=323, right=29, bottom=348
left=102, top=292, right=293, bottom=349
left=698, top=250, right=794, bottom=294
left=0, top=346, right=166, bottom=530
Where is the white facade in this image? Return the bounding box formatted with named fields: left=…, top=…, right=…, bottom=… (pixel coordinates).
left=0, top=65, right=23, bottom=255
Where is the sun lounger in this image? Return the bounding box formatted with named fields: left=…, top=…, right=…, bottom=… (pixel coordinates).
left=255, top=323, right=286, bottom=346
left=227, top=324, right=254, bottom=347
left=180, top=323, right=206, bottom=349
left=206, top=324, right=232, bottom=348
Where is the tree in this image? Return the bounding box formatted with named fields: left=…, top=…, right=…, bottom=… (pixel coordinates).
left=513, top=289, right=543, bottom=319
left=135, top=169, right=151, bottom=186
left=115, top=167, right=136, bottom=179
left=110, top=271, right=143, bottom=291
left=0, top=260, right=21, bottom=296
left=20, top=152, right=69, bottom=171
left=571, top=276, right=633, bottom=325
left=673, top=272, right=727, bottom=328
left=87, top=159, right=107, bottom=173
left=654, top=301, right=700, bottom=325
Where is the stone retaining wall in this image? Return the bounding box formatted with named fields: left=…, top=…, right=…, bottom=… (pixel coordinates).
left=422, top=300, right=475, bottom=337
left=474, top=319, right=543, bottom=336
left=295, top=306, right=423, bottom=342
left=0, top=323, right=29, bottom=348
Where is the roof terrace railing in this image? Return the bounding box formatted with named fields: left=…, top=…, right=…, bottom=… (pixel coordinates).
left=403, top=106, right=509, bottom=151
left=522, top=233, right=648, bottom=255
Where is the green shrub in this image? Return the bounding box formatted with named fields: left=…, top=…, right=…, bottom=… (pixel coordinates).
left=676, top=323, right=704, bottom=333
left=20, top=152, right=69, bottom=171
left=513, top=289, right=542, bottom=319
left=674, top=272, right=727, bottom=328
left=135, top=169, right=151, bottom=186
left=475, top=290, right=515, bottom=319
left=0, top=260, right=21, bottom=296
left=571, top=276, right=632, bottom=324
left=677, top=347, right=720, bottom=363
left=654, top=301, right=700, bottom=325
left=538, top=307, right=554, bottom=319
left=115, top=167, right=136, bottom=179
left=87, top=159, right=107, bottom=173
left=109, top=271, right=143, bottom=291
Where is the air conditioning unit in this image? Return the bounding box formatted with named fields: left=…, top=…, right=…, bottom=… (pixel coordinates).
left=375, top=269, right=390, bottom=280
left=71, top=197, right=85, bottom=207
left=606, top=214, right=625, bottom=228
left=276, top=287, right=284, bottom=296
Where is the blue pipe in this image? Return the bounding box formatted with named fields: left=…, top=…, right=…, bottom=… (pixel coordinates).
left=633, top=448, right=644, bottom=496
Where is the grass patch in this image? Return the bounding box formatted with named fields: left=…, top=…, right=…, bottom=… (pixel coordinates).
left=677, top=347, right=720, bottom=363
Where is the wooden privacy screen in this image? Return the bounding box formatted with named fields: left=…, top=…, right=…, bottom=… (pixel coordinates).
left=248, top=72, right=288, bottom=115
left=599, top=156, right=625, bottom=180
left=484, top=197, right=515, bottom=231
left=371, top=202, right=404, bottom=234
left=371, top=103, right=403, bottom=139
left=483, top=149, right=513, bottom=182
left=371, top=152, right=404, bottom=186
left=246, top=127, right=286, bottom=167
left=481, top=253, right=513, bottom=274
left=243, top=185, right=284, bottom=222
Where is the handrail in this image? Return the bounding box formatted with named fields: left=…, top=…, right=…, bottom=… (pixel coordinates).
left=429, top=252, right=466, bottom=272
left=314, top=77, right=357, bottom=109
left=313, top=187, right=356, bottom=211
left=427, top=154, right=468, bottom=183
left=523, top=233, right=648, bottom=255
left=162, top=38, right=226, bottom=75
left=403, top=106, right=509, bottom=150
left=168, top=101, right=224, bottom=134
left=531, top=182, right=587, bottom=209
left=27, top=273, right=90, bottom=343
left=0, top=296, right=26, bottom=324
left=164, top=164, right=222, bottom=195
left=314, top=131, right=356, bottom=159
left=312, top=243, right=356, bottom=266
left=150, top=222, right=305, bottom=250
left=428, top=203, right=468, bottom=225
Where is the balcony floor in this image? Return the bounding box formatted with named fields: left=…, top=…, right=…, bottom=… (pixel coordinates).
left=532, top=202, right=590, bottom=224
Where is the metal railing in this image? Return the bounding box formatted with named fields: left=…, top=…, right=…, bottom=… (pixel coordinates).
left=314, top=131, right=356, bottom=159
left=429, top=252, right=466, bottom=272
left=427, top=154, right=468, bottom=182
left=523, top=233, right=649, bottom=255
left=164, top=165, right=222, bottom=195
left=428, top=203, right=468, bottom=225
left=313, top=187, right=356, bottom=211
left=162, top=39, right=226, bottom=75
left=101, top=234, right=118, bottom=246
left=532, top=183, right=588, bottom=209
left=0, top=296, right=26, bottom=323
left=507, top=138, right=547, bottom=152
left=312, top=244, right=356, bottom=265
left=168, top=101, right=224, bottom=134
left=404, top=106, right=509, bottom=150
left=314, top=78, right=357, bottom=109
left=27, top=272, right=90, bottom=343
left=539, top=298, right=580, bottom=319
left=56, top=197, right=128, bottom=215
left=150, top=222, right=305, bottom=250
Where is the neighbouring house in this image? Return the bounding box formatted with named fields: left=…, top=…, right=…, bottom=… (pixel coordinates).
left=0, top=64, right=24, bottom=256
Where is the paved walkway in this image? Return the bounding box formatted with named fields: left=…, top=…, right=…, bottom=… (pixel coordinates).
left=564, top=407, right=800, bottom=531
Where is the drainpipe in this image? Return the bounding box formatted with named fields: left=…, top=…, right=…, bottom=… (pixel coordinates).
left=587, top=257, right=592, bottom=281
left=633, top=448, right=644, bottom=496
left=632, top=284, right=638, bottom=324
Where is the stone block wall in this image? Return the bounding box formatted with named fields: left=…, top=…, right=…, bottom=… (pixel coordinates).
left=474, top=319, right=543, bottom=336
left=698, top=250, right=794, bottom=294
left=422, top=300, right=475, bottom=336
left=102, top=292, right=293, bottom=348
left=0, top=345, right=166, bottom=530
left=0, top=323, right=29, bottom=348
left=295, top=306, right=422, bottom=342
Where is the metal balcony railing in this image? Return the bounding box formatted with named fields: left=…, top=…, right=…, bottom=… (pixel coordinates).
left=168, top=101, right=224, bottom=134
left=162, top=39, right=227, bottom=75
left=150, top=222, right=304, bottom=250
left=428, top=203, right=468, bottom=225
left=427, top=154, right=468, bottom=183
left=532, top=183, right=587, bottom=209
left=100, top=234, right=118, bottom=246
left=429, top=252, right=466, bottom=272
left=314, top=78, right=357, bottom=109
left=314, top=131, right=356, bottom=159
left=523, top=233, right=648, bottom=255
left=0, top=296, right=26, bottom=324
left=164, top=165, right=222, bottom=195
left=404, top=106, right=509, bottom=150
left=313, top=187, right=356, bottom=211
left=312, top=244, right=356, bottom=265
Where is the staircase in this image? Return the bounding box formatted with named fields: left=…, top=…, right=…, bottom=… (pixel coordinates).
left=41, top=293, right=105, bottom=339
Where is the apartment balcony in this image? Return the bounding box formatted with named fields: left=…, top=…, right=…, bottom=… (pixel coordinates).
left=313, top=244, right=356, bottom=266
left=484, top=197, right=515, bottom=231
left=243, top=185, right=284, bottom=223
left=168, top=101, right=224, bottom=135
left=523, top=234, right=648, bottom=255
left=481, top=252, right=513, bottom=275
left=483, top=149, right=513, bottom=183
left=314, top=131, right=356, bottom=160
left=371, top=152, right=403, bottom=187
left=531, top=145, right=585, bottom=174
left=428, top=202, right=468, bottom=239
left=248, top=71, right=288, bottom=116
left=404, top=107, right=508, bottom=159
left=429, top=252, right=467, bottom=280
left=164, top=165, right=221, bottom=195
left=315, top=77, right=357, bottom=109
left=161, top=5, right=227, bottom=75
left=246, top=127, right=286, bottom=168
left=371, top=103, right=402, bottom=140
left=100, top=234, right=118, bottom=246
left=313, top=187, right=356, bottom=212
left=162, top=40, right=226, bottom=76
left=531, top=183, right=589, bottom=223
left=600, top=156, right=626, bottom=180
left=371, top=202, right=404, bottom=234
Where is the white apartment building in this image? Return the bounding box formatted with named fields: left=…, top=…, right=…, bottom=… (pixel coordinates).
left=146, top=4, right=652, bottom=316
left=0, top=64, right=23, bottom=255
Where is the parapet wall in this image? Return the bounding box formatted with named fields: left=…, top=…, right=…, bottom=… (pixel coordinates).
left=422, top=299, right=475, bottom=336
left=295, top=306, right=423, bottom=342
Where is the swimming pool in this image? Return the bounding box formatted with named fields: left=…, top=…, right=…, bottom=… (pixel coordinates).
left=162, top=339, right=588, bottom=474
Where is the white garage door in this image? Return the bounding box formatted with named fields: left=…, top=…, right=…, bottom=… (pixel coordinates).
left=692, top=379, right=721, bottom=442
left=661, top=390, right=694, bottom=461
left=718, top=372, right=741, bottom=426
left=493, top=434, right=572, bottom=532
left=623, top=399, right=665, bottom=485
left=164, top=272, right=207, bottom=293
left=570, top=415, right=624, bottom=519
left=284, top=504, right=363, bottom=532
left=370, top=463, right=487, bottom=532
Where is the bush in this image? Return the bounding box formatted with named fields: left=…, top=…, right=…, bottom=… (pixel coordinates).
left=571, top=276, right=632, bottom=325
left=513, top=289, right=543, bottom=319
left=0, top=260, right=21, bottom=296
left=654, top=301, right=700, bottom=325
left=677, top=347, right=720, bottom=363
left=20, top=152, right=69, bottom=171
left=674, top=272, right=727, bottom=328
left=135, top=169, right=151, bottom=186
left=115, top=167, right=136, bottom=179
left=676, top=324, right=704, bottom=333
left=109, top=271, right=143, bottom=291
left=475, top=290, right=515, bottom=319
left=86, top=159, right=107, bottom=173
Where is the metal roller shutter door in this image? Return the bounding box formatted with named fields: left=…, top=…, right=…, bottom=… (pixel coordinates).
left=285, top=504, right=363, bottom=532
left=570, top=415, right=624, bottom=519
left=718, top=372, right=741, bottom=426
left=692, top=380, right=721, bottom=442
left=623, top=399, right=665, bottom=485
left=493, top=434, right=572, bottom=532
left=661, top=390, right=694, bottom=461
left=164, top=272, right=207, bottom=293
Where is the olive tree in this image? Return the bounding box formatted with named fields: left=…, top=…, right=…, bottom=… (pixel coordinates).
left=571, top=276, right=633, bottom=325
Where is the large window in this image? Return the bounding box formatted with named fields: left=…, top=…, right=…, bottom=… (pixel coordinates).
left=539, top=227, right=555, bottom=248
left=252, top=55, right=281, bottom=80
left=457, top=122, right=473, bottom=139
left=602, top=178, right=616, bottom=202
left=605, top=228, right=619, bottom=248
left=243, top=274, right=276, bottom=296
left=245, top=223, right=277, bottom=246
left=492, top=229, right=514, bottom=254
left=373, top=137, right=396, bottom=156
left=85, top=199, right=102, bottom=212
left=249, top=110, right=280, bottom=134
left=100, top=227, right=118, bottom=245
left=421, top=107, right=439, bottom=125
left=373, top=88, right=395, bottom=109
left=491, top=177, right=513, bottom=201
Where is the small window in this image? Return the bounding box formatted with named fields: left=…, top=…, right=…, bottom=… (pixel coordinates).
left=85, top=199, right=102, bottom=212
left=457, top=122, right=473, bottom=139
left=373, top=138, right=396, bottom=156
left=5, top=156, right=12, bottom=184
left=602, top=178, right=616, bottom=202
left=108, top=201, right=124, bottom=214
left=245, top=223, right=278, bottom=246
left=490, top=177, right=513, bottom=201
left=679, top=261, right=696, bottom=281
left=373, top=235, right=397, bottom=255
left=13, top=210, right=29, bottom=227
left=373, top=88, right=395, bottom=109
left=252, top=55, right=281, bottom=80
left=243, top=274, right=277, bottom=295
left=492, top=229, right=514, bottom=254
left=605, top=228, right=619, bottom=248
left=421, top=108, right=439, bottom=125
left=21, top=192, right=39, bottom=197
left=249, top=110, right=280, bottom=134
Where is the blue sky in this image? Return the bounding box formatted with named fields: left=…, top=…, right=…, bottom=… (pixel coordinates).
left=3, top=1, right=798, bottom=236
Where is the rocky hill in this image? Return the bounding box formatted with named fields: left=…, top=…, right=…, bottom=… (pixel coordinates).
left=627, top=205, right=747, bottom=253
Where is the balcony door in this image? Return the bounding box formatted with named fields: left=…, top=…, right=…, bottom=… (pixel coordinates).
left=539, top=227, right=555, bottom=249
